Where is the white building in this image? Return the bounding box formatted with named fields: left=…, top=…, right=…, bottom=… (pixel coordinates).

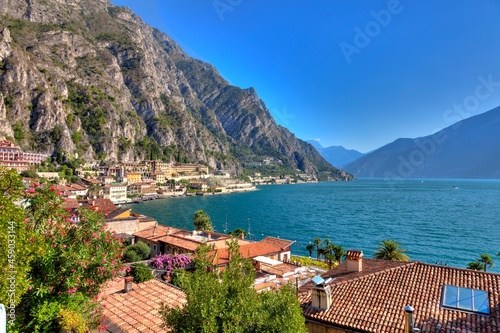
left=103, top=183, right=128, bottom=203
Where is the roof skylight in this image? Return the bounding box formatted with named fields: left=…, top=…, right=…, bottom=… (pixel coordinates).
left=442, top=285, right=489, bottom=315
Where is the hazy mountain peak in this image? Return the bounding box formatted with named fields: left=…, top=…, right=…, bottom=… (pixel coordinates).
left=344, top=106, right=500, bottom=179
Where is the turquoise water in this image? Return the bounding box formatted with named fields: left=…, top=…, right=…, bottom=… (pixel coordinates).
left=126, top=179, right=500, bottom=273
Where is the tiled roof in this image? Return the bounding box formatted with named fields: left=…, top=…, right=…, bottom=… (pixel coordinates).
left=260, top=236, right=294, bottom=249
left=133, top=225, right=178, bottom=241
left=155, top=235, right=200, bottom=252
left=82, top=178, right=102, bottom=185
left=62, top=198, right=80, bottom=210
left=101, top=279, right=186, bottom=333
left=83, top=199, right=117, bottom=215
left=261, top=262, right=298, bottom=277
left=299, top=259, right=500, bottom=333
left=68, top=183, right=87, bottom=190
left=211, top=241, right=282, bottom=265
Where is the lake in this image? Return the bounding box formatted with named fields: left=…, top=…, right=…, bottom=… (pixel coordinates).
left=125, top=179, right=500, bottom=273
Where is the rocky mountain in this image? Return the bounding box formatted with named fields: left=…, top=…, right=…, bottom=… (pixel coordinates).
left=0, top=0, right=352, bottom=180
left=343, top=106, right=500, bottom=179
left=307, top=140, right=364, bottom=168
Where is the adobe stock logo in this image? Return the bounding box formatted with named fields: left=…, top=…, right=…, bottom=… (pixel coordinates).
left=384, top=74, right=500, bottom=181
left=213, top=0, right=243, bottom=21
left=339, top=0, right=406, bottom=64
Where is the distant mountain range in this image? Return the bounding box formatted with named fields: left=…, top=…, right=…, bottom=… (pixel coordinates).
left=306, top=141, right=364, bottom=168
left=343, top=106, right=500, bottom=179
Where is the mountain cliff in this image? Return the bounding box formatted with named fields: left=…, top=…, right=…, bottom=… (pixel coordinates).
left=343, top=106, right=500, bottom=179
left=306, top=140, right=364, bottom=168
left=0, top=0, right=352, bottom=180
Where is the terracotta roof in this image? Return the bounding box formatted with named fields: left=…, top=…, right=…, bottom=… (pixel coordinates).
left=211, top=241, right=282, bottom=265
left=67, top=183, right=87, bottom=190
left=133, top=225, right=178, bottom=241
left=62, top=198, right=80, bottom=210
left=82, top=178, right=102, bottom=185
left=83, top=198, right=117, bottom=215
left=55, top=184, right=77, bottom=191
left=261, top=263, right=298, bottom=277
left=101, top=279, right=186, bottom=333
left=299, top=259, right=500, bottom=333
left=155, top=235, right=200, bottom=252
left=260, top=236, right=294, bottom=249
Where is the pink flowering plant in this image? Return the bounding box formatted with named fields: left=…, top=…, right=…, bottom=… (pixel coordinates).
left=12, top=177, right=126, bottom=332
left=150, top=253, right=192, bottom=277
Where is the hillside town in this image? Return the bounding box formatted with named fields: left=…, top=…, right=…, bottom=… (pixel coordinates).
left=0, top=139, right=321, bottom=206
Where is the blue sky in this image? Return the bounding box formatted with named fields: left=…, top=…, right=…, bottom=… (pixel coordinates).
left=111, top=0, right=500, bottom=153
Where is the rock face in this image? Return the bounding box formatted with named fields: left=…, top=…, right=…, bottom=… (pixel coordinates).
left=344, top=106, right=500, bottom=179
left=0, top=0, right=352, bottom=180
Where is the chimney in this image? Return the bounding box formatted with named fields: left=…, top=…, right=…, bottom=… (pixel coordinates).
left=167, top=227, right=171, bottom=235
left=311, top=277, right=332, bottom=311
left=346, top=250, right=363, bottom=272
left=124, top=276, right=133, bottom=293
left=207, top=232, right=212, bottom=240
left=404, top=306, right=420, bottom=333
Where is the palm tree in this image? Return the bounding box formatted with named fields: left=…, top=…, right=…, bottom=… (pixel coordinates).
left=193, top=210, right=213, bottom=231
left=466, top=261, right=484, bottom=271
left=373, top=240, right=410, bottom=262
left=317, top=247, right=327, bottom=261
left=313, top=238, right=322, bottom=260
left=305, top=244, right=315, bottom=257
left=478, top=253, right=494, bottom=272
left=325, top=253, right=335, bottom=269
left=229, top=228, right=247, bottom=239
left=332, top=244, right=345, bottom=264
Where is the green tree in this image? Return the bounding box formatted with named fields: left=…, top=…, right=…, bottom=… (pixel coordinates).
left=13, top=120, right=25, bottom=141
left=129, top=263, right=154, bottom=283
left=332, top=244, right=345, bottom=263
left=478, top=253, right=494, bottom=272
left=0, top=168, right=34, bottom=306
left=8, top=179, right=126, bottom=332
left=20, top=169, right=39, bottom=179
left=313, top=237, right=322, bottom=260
left=161, top=240, right=307, bottom=333
left=228, top=228, right=247, bottom=239
left=466, top=261, right=484, bottom=271
left=373, top=240, right=410, bottom=262
left=123, top=241, right=151, bottom=262
left=305, top=243, right=315, bottom=257
left=193, top=210, right=213, bottom=231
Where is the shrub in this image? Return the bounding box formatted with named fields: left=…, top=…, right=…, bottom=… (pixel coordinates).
left=134, top=241, right=151, bottom=259
left=122, top=241, right=151, bottom=262
left=123, top=248, right=142, bottom=263
left=129, top=263, right=153, bottom=283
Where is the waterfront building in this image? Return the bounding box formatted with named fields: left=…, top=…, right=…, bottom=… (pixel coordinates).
left=0, top=139, right=48, bottom=172
left=103, top=183, right=127, bottom=203
left=125, top=172, right=142, bottom=184
left=171, top=163, right=209, bottom=176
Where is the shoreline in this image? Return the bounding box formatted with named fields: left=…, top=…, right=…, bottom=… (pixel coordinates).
left=122, top=186, right=258, bottom=205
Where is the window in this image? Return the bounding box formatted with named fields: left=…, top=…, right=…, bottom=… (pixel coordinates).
left=442, top=285, right=490, bottom=315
